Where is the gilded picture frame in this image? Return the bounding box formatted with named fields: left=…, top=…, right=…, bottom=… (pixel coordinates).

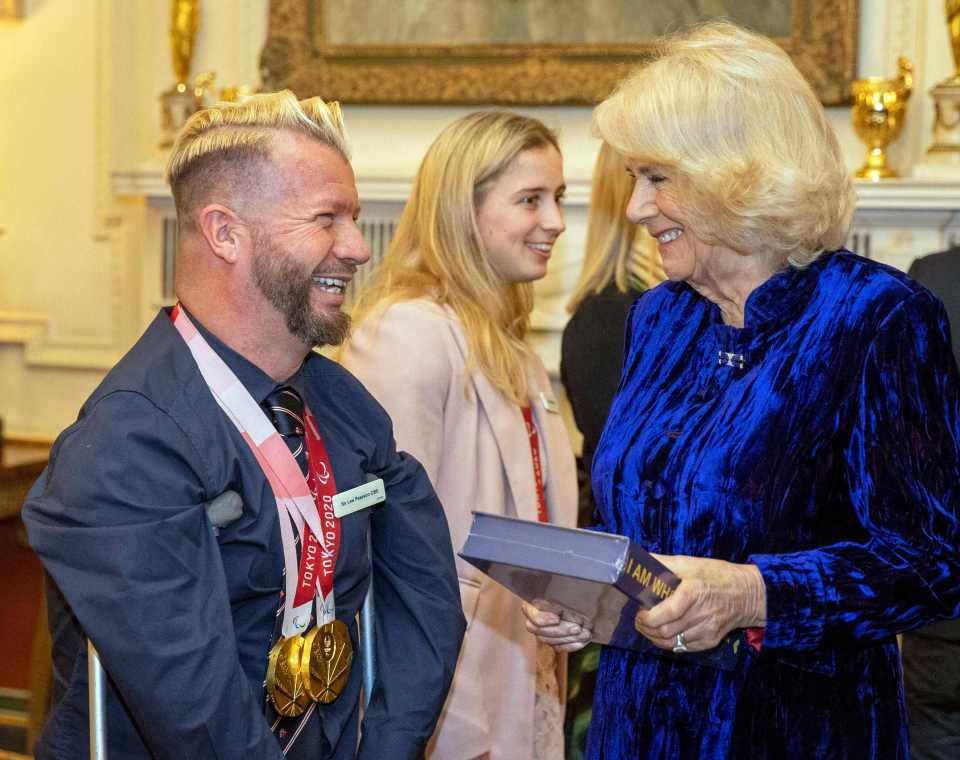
left=261, top=0, right=858, bottom=106
left=0, top=0, right=23, bottom=19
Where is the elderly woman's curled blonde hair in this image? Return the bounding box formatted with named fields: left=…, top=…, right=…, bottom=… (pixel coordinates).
left=593, top=21, right=855, bottom=267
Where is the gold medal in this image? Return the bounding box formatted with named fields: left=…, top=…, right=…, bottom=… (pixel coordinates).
left=301, top=620, right=353, bottom=704
left=266, top=635, right=312, bottom=717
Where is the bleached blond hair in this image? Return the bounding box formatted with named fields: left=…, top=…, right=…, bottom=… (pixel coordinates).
left=165, top=90, right=349, bottom=231
left=593, top=22, right=854, bottom=267
left=349, top=111, right=560, bottom=406
left=568, top=142, right=662, bottom=313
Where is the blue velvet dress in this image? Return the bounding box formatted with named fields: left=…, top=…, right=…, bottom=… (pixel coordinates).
left=587, top=251, right=960, bottom=759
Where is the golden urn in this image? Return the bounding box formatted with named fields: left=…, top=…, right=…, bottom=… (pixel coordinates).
left=948, top=0, right=960, bottom=82
left=160, top=0, right=203, bottom=148
left=851, top=57, right=913, bottom=181
left=922, top=1, right=960, bottom=167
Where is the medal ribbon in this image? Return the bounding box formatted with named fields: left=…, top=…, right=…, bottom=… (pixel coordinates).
left=522, top=405, right=548, bottom=523
left=169, top=304, right=340, bottom=635
left=294, top=413, right=340, bottom=615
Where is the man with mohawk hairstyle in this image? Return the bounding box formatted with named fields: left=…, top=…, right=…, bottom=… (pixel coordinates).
left=23, top=90, right=465, bottom=760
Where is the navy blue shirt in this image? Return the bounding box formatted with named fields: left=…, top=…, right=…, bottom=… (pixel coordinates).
left=24, top=308, right=465, bottom=759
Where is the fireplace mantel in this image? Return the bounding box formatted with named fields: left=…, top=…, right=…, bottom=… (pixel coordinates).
left=112, top=166, right=960, bottom=216
left=111, top=165, right=593, bottom=206
left=111, top=166, right=960, bottom=373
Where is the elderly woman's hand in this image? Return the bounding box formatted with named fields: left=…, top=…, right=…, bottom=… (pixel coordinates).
left=521, top=601, right=593, bottom=652
left=634, top=555, right=766, bottom=652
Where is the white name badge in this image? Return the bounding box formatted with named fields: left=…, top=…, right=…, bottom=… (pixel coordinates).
left=539, top=392, right=560, bottom=414
left=332, top=478, right=386, bottom=518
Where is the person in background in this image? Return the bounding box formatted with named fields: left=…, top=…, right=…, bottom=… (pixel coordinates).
left=524, top=22, right=960, bottom=759
left=23, top=91, right=465, bottom=760
left=562, top=140, right=665, bottom=528
left=559, top=140, right=664, bottom=759
left=340, top=111, right=577, bottom=760
left=901, top=246, right=960, bottom=760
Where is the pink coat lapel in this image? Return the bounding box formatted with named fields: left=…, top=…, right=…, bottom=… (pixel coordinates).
left=444, top=308, right=576, bottom=526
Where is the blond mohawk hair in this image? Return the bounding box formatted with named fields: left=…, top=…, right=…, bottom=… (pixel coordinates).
left=165, top=90, right=350, bottom=230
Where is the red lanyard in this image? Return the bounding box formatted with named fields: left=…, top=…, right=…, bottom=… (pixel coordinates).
left=522, top=405, right=548, bottom=523
left=293, top=409, right=341, bottom=608
left=170, top=303, right=341, bottom=632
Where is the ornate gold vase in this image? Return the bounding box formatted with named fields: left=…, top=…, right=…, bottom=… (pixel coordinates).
left=852, top=57, right=913, bottom=181
left=948, top=0, right=960, bottom=82
left=924, top=1, right=960, bottom=166
left=159, top=0, right=202, bottom=148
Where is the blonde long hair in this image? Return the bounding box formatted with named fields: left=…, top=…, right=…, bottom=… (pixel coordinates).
left=349, top=111, right=560, bottom=405
left=568, top=142, right=662, bottom=313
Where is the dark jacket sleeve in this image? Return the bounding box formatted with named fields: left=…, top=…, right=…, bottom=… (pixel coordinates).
left=23, top=391, right=285, bottom=760
left=750, top=290, right=960, bottom=650
left=560, top=288, right=639, bottom=462
left=353, top=392, right=466, bottom=759
left=908, top=250, right=960, bottom=365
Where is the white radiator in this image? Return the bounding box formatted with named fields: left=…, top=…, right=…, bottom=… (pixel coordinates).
left=348, top=216, right=398, bottom=309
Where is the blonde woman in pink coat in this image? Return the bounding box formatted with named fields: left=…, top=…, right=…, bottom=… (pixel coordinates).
left=340, top=111, right=578, bottom=760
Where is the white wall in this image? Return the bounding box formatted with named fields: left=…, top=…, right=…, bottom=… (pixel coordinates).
left=0, top=0, right=138, bottom=440
left=0, top=0, right=954, bottom=440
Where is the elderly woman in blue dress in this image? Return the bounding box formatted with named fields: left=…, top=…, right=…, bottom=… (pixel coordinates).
left=524, top=21, right=960, bottom=759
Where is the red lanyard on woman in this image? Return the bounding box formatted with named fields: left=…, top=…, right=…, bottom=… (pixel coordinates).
left=521, top=405, right=549, bottom=523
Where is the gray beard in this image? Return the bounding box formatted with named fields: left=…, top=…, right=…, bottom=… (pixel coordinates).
left=251, top=237, right=351, bottom=348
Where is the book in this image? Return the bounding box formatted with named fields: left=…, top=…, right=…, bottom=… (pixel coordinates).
left=459, top=511, right=744, bottom=671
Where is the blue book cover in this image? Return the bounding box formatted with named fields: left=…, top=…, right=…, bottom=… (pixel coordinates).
left=460, top=511, right=745, bottom=671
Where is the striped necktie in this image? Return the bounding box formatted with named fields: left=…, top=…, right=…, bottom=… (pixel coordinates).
left=262, top=385, right=326, bottom=754
left=263, top=386, right=308, bottom=476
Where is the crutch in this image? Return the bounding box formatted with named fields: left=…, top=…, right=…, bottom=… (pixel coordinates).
left=87, top=641, right=107, bottom=760
left=86, top=490, right=244, bottom=759
left=360, top=527, right=376, bottom=709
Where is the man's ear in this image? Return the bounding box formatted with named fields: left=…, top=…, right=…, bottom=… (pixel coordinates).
left=197, top=204, right=251, bottom=265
